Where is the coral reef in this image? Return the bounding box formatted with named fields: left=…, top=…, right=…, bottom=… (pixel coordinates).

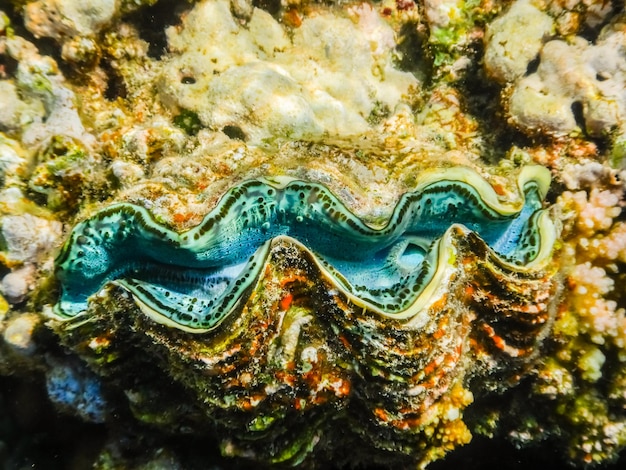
left=0, top=0, right=624, bottom=468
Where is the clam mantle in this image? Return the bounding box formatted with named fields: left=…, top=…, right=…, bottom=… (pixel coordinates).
left=49, top=165, right=561, bottom=466
left=55, top=165, right=555, bottom=331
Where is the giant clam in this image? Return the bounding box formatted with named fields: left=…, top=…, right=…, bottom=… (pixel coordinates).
left=50, top=164, right=560, bottom=467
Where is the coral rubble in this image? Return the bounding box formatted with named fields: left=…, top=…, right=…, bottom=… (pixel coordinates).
left=0, top=0, right=625, bottom=468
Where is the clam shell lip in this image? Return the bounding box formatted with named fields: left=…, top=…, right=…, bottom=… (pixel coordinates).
left=53, top=165, right=556, bottom=332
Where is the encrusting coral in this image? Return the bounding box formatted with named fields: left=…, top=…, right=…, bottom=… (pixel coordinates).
left=484, top=2, right=626, bottom=140
left=0, top=0, right=625, bottom=468
left=158, top=0, right=420, bottom=144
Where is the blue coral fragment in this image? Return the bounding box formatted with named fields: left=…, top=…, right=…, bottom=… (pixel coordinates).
left=53, top=166, right=555, bottom=332
left=45, top=358, right=108, bottom=423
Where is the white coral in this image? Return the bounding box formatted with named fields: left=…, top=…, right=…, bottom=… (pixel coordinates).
left=1, top=35, right=95, bottom=148
left=485, top=1, right=626, bottom=138
left=508, top=32, right=626, bottom=136
left=483, top=0, right=554, bottom=83
left=569, top=262, right=625, bottom=346
left=0, top=266, right=35, bottom=304
left=24, top=0, right=118, bottom=40
left=1, top=213, right=63, bottom=265
left=159, top=0, right=419, bottom=145
left=583, top=223, right=626, bottom=263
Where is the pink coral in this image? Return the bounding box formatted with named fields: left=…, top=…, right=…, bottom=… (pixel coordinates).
left=579, top=222, right=626, bottom=263
left=565, top=189, right=621, bottom=237
left=568, top=262, right=625, bottom=345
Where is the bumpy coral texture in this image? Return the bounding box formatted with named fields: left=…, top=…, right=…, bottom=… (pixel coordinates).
left=159, top=0, right=418, bottom=144
left=484, top=1, right=626, bottom=139
left=497, top=176, right=626, bottom=466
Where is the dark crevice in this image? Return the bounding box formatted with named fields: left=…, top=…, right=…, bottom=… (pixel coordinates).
left=253, top=0, right=282, bottom=16
left=0, top=9, right=68, bottom=79
left=575, top=2, right=620, bottom=43
left=223, top=125, right=247, bottom=141
left=545, top=180, right=566, bottom=206
left=571, top=101, right=585, bottom=130
left=395, top=22, right=432, bottom=83
left=456, top=56, right=534, bottom=162
left=101, top=60, right=127, bottom=101
left=430, top=434, right=571, bottom=470
left=525, top=55, right=540, bottom=76
left=0, top=52, right=18, bottom=80
left=596, top=71, right=610, bottom=82
left=0, top=375, right=107, bottom=470
left=125, top=0, right=191, bottom=60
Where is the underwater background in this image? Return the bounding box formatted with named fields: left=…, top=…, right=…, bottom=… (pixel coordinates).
left=1, top=0, right=626, bottom=468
